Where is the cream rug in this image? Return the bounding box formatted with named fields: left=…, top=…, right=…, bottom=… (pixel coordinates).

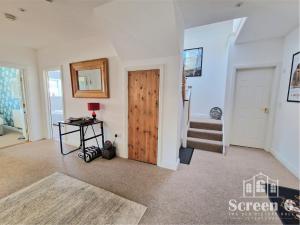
left=0, top=172, right=147, bottom=225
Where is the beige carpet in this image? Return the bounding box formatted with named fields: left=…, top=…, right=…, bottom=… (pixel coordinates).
left=0, top=128, right=26, bottom=149
left=0, top=172, right=146, bottom=225
left=0, top=140, right=298, bottom=224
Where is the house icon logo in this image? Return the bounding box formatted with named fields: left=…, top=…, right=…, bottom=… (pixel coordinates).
left=243, top=172, right=279, bottom=198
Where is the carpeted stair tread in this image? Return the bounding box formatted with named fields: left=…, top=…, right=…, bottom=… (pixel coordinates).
left=187, top=128, right=223, bottom=141
left=187, top=137, right=222, bottom=145
left=188, top=128, right=223, bottom=134
left=190, top=121, right=222, bottom=131
left=187, top=137, right=223, bottom=153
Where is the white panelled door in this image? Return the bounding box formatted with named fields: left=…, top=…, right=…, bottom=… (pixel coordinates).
left=231, top=67, right=274, bottom=149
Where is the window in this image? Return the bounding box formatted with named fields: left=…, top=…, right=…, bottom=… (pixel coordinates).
left=246, top=183, right=252, bottom=193
left=49, top=79, right=62, bottom=97
left=270, top=183, right=277, bottom=193
left=48, top=70, right=62, bottom=97
left=256, top=180, right=266, bottom=193
left=183, top=47, right=203, bottom=77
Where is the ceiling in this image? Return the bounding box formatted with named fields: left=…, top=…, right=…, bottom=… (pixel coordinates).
left=0, top=0, right=298, bottom=49
left=176, top=0, right=299, bottom=43
left=93, top=0, right=181, bottom=60
left=0, top=0, right=111, bottom=49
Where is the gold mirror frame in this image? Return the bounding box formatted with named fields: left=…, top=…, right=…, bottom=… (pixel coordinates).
left=70, top=58, right=109, bottom=98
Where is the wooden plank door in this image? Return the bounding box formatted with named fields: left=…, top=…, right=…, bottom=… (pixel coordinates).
left=128, top=69, right=159, bottom=164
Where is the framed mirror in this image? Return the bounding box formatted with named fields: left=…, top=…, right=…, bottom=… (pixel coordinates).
left=70, top=58, right=109, bottom=98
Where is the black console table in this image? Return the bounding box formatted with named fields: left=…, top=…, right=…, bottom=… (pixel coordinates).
left=58, top=119, right=104, bottom=162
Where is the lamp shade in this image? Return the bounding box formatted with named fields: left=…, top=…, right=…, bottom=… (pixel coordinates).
left=87, top=103, right=100, bottom=111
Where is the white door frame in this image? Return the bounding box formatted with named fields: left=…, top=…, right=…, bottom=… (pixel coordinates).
left=226, top=63, right=280, bottom=151
left=43, top=67, right=66, bottom=139
left=0, top=62, right=30, bottom=141
left=19, top=70, right=30, bottom=140
left=123, top=64, right=165, bottom=167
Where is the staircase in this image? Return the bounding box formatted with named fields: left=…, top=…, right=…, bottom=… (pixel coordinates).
left=187, top=120, right=223, bottom=153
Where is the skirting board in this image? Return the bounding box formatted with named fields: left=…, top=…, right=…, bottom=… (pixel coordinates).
left=272, top=150, right=299, bottom=179
left=60, top=139, right=180, bottom=170
left=227, top=144, right=298, bottom=179
left=158, top=158, right=180, bottom=171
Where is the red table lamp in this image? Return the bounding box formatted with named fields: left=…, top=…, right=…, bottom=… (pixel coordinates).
left=88, top=103, right=100, bottom=119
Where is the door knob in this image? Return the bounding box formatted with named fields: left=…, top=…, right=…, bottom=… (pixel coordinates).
left=263, top=107, right=269, bottom=113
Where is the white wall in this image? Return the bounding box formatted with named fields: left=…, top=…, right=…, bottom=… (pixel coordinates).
left=37, top=35, right=182, bottom=170
left=184, top=20, right=233, bottom=119
left=174, top=1, right=185, bottom=158
left=94, top=0, right=181, bottom=61
left=272, top=26, right=300, bottom=178
left=228, top=39, right=283, bottom=67
left=37, top=35, right=123, bottom=153
left=0, top=45, right=43, bottom=141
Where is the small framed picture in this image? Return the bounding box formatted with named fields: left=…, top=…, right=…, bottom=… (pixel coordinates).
left=287, top=51, right=300, bottom=102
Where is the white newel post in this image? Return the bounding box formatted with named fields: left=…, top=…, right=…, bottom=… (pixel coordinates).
left=182, top=87, right=191, bottom=148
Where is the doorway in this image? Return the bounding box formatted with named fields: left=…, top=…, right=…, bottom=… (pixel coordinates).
left=0, top=66, right=28, bottom=148
left=45, top=69, right=64, bottom=140
left=231, top=67, right=275, bottom=149
left=128, top=69, right=160, bottom=164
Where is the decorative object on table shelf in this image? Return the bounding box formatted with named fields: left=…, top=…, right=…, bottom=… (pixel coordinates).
left=88, top=103, right=101, bottom=119
left=70, top=58, right=109, bottom=98
left=78, top=146, right=102, bottom=162
left=210, top=107, right=222, bottom=120
left=102, top=134, right=117, bottom=160
left=68, top=117, right=82, bottom=122
left=67, top=117, right=93, bottom=124
left=287, top=51, right=300, bottom=103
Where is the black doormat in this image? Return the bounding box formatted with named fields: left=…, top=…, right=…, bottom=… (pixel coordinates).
left=179, top=147, right=194, bottom=164
left=266, top=184, right=300, bottom=225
